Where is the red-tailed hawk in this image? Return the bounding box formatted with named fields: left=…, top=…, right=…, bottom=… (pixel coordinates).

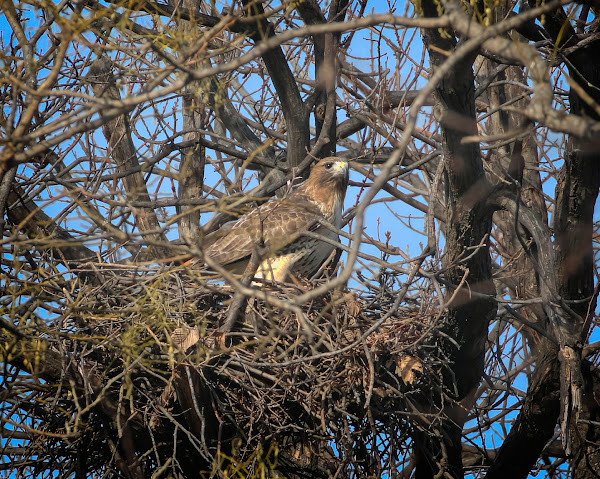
left=204, top=158, right=349, bottom=282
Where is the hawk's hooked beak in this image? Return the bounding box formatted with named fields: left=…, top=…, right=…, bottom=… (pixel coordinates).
left=333, top=160, right=348, bottom=175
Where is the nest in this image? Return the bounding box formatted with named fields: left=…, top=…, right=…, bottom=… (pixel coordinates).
left=9, top=265, right=447, bottom=478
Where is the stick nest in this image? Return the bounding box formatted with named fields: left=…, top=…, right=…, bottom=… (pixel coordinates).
left=7, top=265, right=446, bottom=477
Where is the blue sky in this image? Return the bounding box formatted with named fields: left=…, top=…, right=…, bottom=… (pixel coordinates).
left=1, top=1, right=598, bottom=477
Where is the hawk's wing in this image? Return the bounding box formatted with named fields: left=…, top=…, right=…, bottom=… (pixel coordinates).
left=204, top=194, right=324, bottom=269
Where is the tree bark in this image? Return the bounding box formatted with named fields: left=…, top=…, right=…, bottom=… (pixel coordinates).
left=88, top=55, right=169, bottom=260
left=530, top=3, right=600, bottom=468
left=297, top=0, right=348, bottom=159
left=178, top=0, right=207, bottom=246
left=474, top=10, right=561, bottom=476
left=485, top=341, right=561, bottom=479
left=416, top=2, right=497, bottom=477
left=242, top=0, right=310, bottom=173
left=571, top=363, right=600, bottom=478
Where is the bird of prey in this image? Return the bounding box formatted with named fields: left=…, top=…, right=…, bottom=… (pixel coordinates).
left=204, top=157, right=349, bottom=282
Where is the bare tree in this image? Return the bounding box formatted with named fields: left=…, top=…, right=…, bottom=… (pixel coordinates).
left=1, top=0, right=599, bottom=478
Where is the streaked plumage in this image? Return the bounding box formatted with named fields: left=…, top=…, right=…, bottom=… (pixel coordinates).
left=204, top=158, right=349, bottom=282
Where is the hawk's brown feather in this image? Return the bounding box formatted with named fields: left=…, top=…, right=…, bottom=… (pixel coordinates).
left=204, top=158, right=349, bottom=282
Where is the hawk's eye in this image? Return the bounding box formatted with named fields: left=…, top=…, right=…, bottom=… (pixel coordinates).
left=324, top=162, right=334, bottom=169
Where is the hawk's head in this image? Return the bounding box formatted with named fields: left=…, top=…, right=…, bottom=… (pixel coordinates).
left=305, top=157, right=349, bottom=193
left=299, top=157, right=349, bottom=218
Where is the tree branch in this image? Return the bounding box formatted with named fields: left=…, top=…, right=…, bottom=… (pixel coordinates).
left=416, top=0, right=497, bottom=475
left=88, top=54, right=170, bottom=259
left=6, top=185, right=104, bottom=286
left=242, top=0, right=310, bottom=172
left=178, top=0, right=207, bottom=246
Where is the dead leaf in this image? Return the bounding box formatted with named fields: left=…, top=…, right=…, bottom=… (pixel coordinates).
left=395, top=355, right=423, bottom=385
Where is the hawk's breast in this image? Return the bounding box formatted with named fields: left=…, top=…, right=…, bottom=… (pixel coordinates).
left=256, top=199, right=343, bottom=281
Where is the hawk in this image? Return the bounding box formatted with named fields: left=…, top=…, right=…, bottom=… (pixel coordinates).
left=204, top=157, right=349, bottom=282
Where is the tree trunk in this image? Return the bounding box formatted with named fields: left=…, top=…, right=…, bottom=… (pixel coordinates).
left=417, top=2, right=497, bottom=476
left=178, top=0, right=207, bottom=246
